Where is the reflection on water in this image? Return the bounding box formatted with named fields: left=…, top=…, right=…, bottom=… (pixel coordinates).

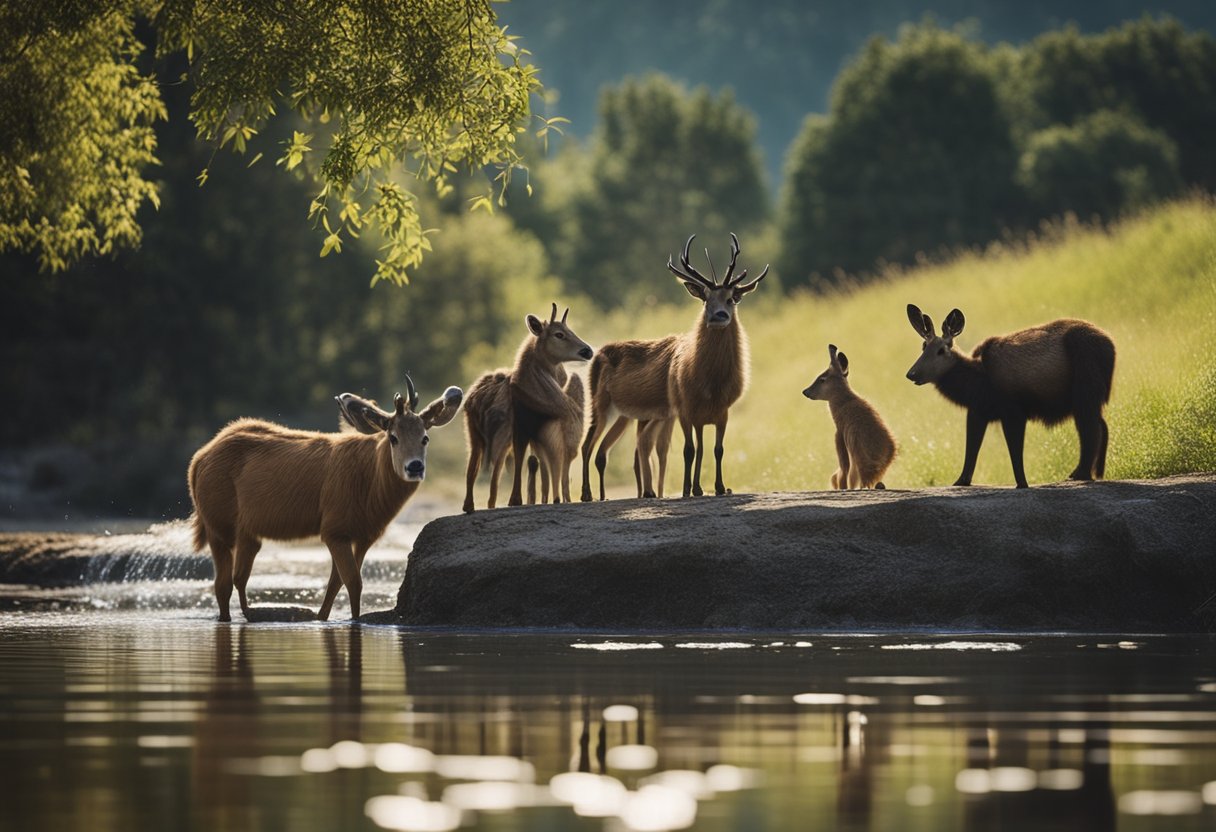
left=0, top=617, right=1214, bottom=831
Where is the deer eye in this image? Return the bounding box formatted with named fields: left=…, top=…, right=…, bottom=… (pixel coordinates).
left=388, top=433, right=398, bottom=445
left=937, top=347, right=945, bottom=356
left=554, top=331, right=565, bottom=339
left=421, top=435, right=429, bottom=446
left=726, top=298, right=735, bottom=305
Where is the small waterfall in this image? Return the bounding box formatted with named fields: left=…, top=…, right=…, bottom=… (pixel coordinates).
left=80, top=520, right=214, bottom=583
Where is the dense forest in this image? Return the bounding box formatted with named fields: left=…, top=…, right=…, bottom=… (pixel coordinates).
left=2, top=1, right=1214, bottom=516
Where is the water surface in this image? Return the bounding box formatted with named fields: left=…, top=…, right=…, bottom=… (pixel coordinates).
left=0, top=536, right=1214, bottom=831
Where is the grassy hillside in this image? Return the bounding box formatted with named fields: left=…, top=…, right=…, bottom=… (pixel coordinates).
left=563, top=197, right=1216, bottom=495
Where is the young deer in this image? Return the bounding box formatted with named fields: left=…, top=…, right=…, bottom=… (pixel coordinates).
left=188, top=377, right=462, bottom=621
left=507, top=304, right=593, bottom=506
left=803, top=344, right=896, bottom=489
left=905, top=304, right=1116, bottom=488
left=462, top=363, right=584, bottom=512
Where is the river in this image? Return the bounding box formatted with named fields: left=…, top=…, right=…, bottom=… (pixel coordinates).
left=0, top=520, right=1213, bottom=831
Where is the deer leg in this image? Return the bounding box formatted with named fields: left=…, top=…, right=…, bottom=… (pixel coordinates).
left=318, top=563, right=342, bottom=621
left=580, top=406, right=609, bottom=502
left=463, top=434, right=482, bottom=514
left=595, top=416, right=630, bottom=501
left=508, top=431, right=528, bottom=506
left=713, top=417, right=730, bottom=496
left=834, top=430, right=850, bottom=490
left=1069, top=404, right=1102, bottom=482
left=692, top=423, right=705, bottom=497
left=1095, top=416, right=1109, bottom=479
left=232, top=535, right=262, bottom=620
left=636, top=420, right=656, bottom=498
left=208, top=538, right=234, bottom=622
left=680, top=418, right=695, bottom=498
left=956, top=409, right=989, bottom=486
left=324, top=536, right=361, bottom=620
left=527, top=453, right=540, bottom=504
left=488, top=446, right=508, bottom=509
left=1001, top=414, right=1029, bottom=488
left=655, top=419, right=673, bottom=498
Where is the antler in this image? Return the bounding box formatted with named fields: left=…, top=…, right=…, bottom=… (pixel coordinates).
left=404, top=373, right=419, bottom=412
left=667, top=234, right=716, bottom=288
left=724, top=232, right=769, bottom=289
left=549, top=302, right=558, bottom=323
left=722, top=233, right=741, bottom=284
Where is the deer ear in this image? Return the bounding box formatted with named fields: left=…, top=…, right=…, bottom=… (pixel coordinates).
left=336, top=393, right=392, bottom=434
left=944, top=308, right=965, bottom=338
left=525, top=314, right=544, bottom=336
left=419, top=386, right=463, bottom=429
left=837, top=351, right=849, bottom=376
left=907, top=304, right=926, bottom=337
left=828, top=343, right=838, bottom=363
left=683, top=281, right=707, bottom=301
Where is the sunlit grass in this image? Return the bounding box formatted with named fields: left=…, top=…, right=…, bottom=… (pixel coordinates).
left=572, top=198, right=1216, bottom=493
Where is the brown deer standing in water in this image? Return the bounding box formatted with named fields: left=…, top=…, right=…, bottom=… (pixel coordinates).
left=904, top=304, right=1115, bottom=488
left=506, top=304, right=593, bottom=506
left=188, top=377, right=462, bottom=621
left=803, top=344, right=897, bottom=489
left=581, top=233, right=767, bottom=499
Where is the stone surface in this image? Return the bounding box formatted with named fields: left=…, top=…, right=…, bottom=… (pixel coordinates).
left=391, top=474, right=1216, bottom=632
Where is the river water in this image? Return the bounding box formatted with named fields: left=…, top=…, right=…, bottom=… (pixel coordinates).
left=0, top=522, right=1214, bottom=831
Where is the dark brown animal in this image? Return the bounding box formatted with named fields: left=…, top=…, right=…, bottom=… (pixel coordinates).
left=803, top=344, right=896, bottom=489
left=188, top=378, right=462, bottom=621
left=905, top=304, right=1115, bottom=488
left=507, top=304, right=593, bottom=506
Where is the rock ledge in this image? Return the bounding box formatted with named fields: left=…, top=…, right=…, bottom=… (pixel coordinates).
left=391, top=475, right=1216, bottom=633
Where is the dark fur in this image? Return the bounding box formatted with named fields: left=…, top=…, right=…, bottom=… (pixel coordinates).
left=910, top=310, right=1115, bottom=488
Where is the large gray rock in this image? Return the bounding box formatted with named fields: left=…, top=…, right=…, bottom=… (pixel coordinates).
left=393, top=475, right=1216, bottom=632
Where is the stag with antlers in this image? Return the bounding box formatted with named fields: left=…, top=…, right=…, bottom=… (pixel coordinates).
left=580, top=233, right=767, bottom=500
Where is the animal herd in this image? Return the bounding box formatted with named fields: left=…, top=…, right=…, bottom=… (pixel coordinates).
left=188, top=233, right=1117, bottom=621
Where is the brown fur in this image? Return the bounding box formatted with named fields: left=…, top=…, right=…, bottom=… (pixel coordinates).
left=189, top=386, right=461, bottom=622
left=804, top=345, right=896, bottom=489
left=579, top=336, right=679, bottom=501
left=579, top=233, right=767, bottom=501
left=462, top=365, right=585, bottom=512
left=906, top=305, right=1115, bottom=488
left=506, top=305, right=593, bottom=506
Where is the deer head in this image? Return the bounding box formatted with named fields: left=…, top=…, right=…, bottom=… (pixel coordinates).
left=336, top=375, right=463, bottom=481
left=905, top=304, right=965, bottom=385
left=525, top=302, right=594, bottom=365
left=803, top=344, right=850, bottom=400
left=667, top=232, right=769, bottom=328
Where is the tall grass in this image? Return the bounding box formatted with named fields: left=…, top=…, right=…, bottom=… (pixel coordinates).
left=571, top=197, right=1216, bottom=494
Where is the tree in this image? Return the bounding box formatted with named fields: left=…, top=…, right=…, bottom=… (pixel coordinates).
left=1018, top=110, right=1182, bottom=221
left=548, top=74, right=769, bottom=307
left=0, top=1, right=164, bottom=273
left=0, top=0, right=551, bottom=284
left=1018, top=18, right=1216, bottom=191
left=778, top=23, right=1020, bottom=290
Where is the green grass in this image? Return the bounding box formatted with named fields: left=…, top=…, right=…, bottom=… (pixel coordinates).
left=570, top=197, right=1216, bottom=494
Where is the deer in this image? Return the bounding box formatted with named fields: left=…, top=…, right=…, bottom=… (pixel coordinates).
left=803, top=344, right=897, bottom=489
left=462, top=359, right=585, bottom=513
left=188, top=376, right=462, bottom=622
left=581, top=233, right=767, bottom=500
left=904, top=304, right=1116, bottom=488
left=502, top=304, right=593, bottom=506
